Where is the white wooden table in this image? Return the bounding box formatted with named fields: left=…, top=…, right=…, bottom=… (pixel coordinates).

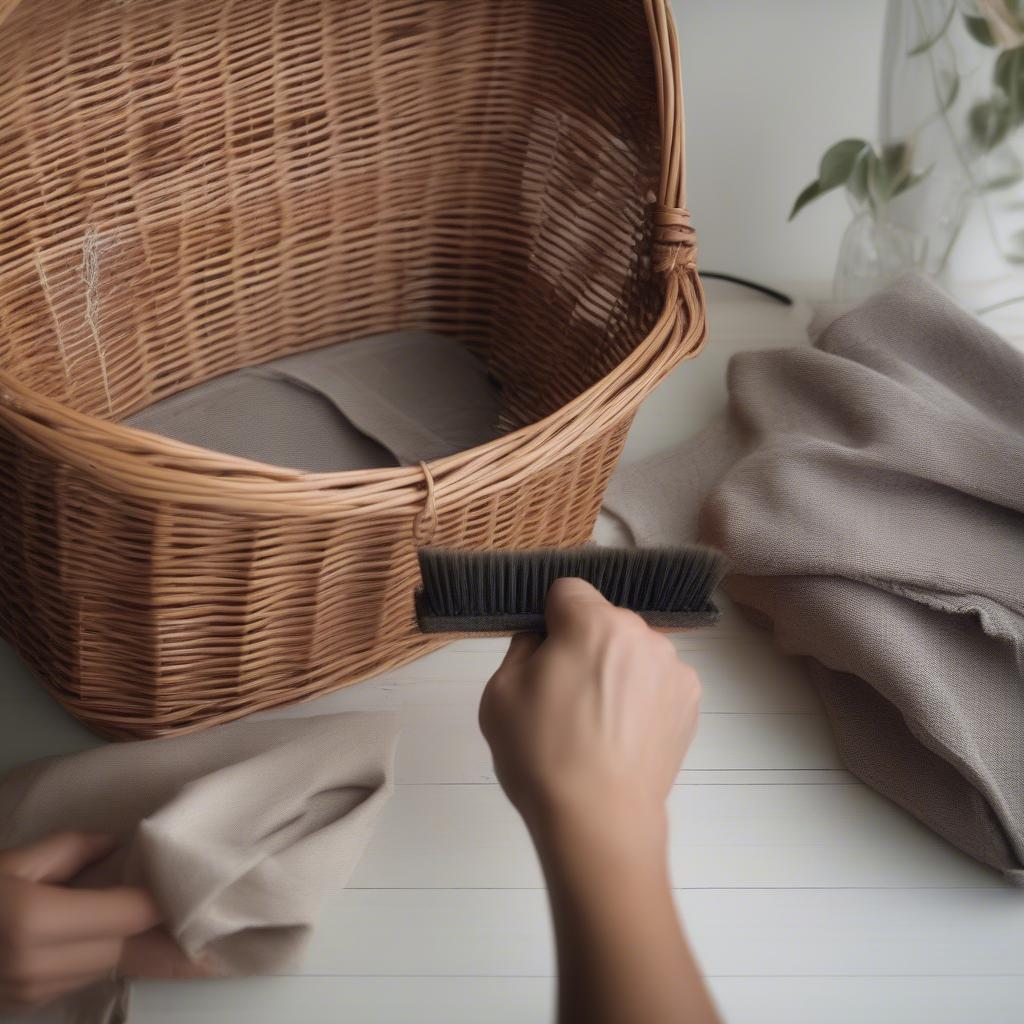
left=3, top=281, right=1023, bottom=1023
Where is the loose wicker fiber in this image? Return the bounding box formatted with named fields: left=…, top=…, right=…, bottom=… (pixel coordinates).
left=0, top=0, right=706, bottom=739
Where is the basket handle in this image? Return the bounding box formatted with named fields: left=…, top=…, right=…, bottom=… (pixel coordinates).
left=644, top=0, right=698, bottom=277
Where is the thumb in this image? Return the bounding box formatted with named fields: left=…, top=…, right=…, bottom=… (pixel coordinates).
left=0, top=831, right=118, bottom=884
left=544, top=576, right=610, bottom=637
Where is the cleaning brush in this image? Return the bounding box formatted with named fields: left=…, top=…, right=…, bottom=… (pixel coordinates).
left=415, top=545, right=726, bottom=633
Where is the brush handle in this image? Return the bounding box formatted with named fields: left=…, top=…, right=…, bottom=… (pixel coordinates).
left=416, top=605, right=720, bottom=636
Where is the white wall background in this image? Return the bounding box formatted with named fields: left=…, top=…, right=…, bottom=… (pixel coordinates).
left=673, top=0, right=888, bottom=287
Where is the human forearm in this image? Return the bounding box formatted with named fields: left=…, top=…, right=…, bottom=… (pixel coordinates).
left=530, top=794, right=720, bottom=1024
left=479, top=582, right=717, bottom=1024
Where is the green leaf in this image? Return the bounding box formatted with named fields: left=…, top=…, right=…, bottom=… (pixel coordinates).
left=873, top=143, right=913, bottom=201
left=789, top=179, right=823, bottom=220
left=968, top=98, right=1012, bottom=150
left=964, top=14, right=997, bottom=46
left=995, top=46, right=1024, bottom=125
left=847, top=147, right=872, bottom=202
left=860, top=144, right=930, bottom=207
left=994, top=46, right=1023, bottom=92
left=789, top=138, right=873, bottom=220
left=819, top=138, right=871, bottom=190
left=908, top=2, right=956, bottom=56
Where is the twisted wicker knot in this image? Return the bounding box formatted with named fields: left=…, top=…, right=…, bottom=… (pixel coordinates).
left=652, top=205, right=698, bottom=276
left=412, top=460, right=439, bottom=545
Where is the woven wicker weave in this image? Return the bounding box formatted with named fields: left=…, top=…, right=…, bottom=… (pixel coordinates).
left=0, top=0, right=706, bottom=739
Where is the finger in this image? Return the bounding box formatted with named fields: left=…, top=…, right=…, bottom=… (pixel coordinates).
left=1, top=977, right=81, bottom=1014
left=36, top=973, right=114, bottom=1009
left=4, top=937, right=122, bottom=983
left=0, top=833, right=117, bottom=885
left=497, top=632, right=542, bottom=671
left=544, top=576, right=611, bottom=636
left=24, top=884, right=161, bottom=944
left=20, top=965, right=126, bottom=1012
left=120, top=928, right=220, bottom=979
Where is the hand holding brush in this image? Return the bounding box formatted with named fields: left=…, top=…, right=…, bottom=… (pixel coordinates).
left=477, top=577, right=722, bottom=1024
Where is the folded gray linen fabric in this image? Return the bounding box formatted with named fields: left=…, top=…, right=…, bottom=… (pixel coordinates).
left=0, top=711, right=398, bottom=1021
left=126, top=331, right=502, bottom=470
left=604, top=275, right=1024, bottom=881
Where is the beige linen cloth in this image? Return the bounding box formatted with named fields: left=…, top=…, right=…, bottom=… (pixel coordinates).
left=605, top=275, right=1024, bottom=881
left=126, top=330, right=502, bottom=471
left=0, top=712, right=398, bottom=1022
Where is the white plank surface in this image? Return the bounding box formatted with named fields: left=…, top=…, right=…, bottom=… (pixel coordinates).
left=2, top=282, right=1022, bottom=1024
left=351, top=784, right=1000, bottom=890
left=129, top=976, right=1024, bottom=1024
left=294, top=888, right=1024, bottom=978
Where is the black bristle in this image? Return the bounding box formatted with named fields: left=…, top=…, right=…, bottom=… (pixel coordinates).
left=415, top=546, right=727, bottom=634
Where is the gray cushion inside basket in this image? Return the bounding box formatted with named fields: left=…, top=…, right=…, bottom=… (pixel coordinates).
left=126, top=331, right=503, bottom=471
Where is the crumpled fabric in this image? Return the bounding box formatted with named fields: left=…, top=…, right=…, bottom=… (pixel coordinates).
left=0, top=712, right=398, bottom=1021
left=605, top=275, right=1024, bottom=881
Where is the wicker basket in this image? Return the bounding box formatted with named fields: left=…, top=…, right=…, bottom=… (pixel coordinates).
left=0, top=0, right=706, bottom=739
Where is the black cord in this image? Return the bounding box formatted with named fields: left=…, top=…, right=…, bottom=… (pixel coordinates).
left=699, top=271, right=793, bottom=307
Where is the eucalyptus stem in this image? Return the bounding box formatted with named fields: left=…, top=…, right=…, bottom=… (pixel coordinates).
left=976, top=293, right=1024, bottom=313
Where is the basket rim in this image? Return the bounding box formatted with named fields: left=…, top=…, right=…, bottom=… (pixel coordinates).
left=0, top=0, right=706, bottom=519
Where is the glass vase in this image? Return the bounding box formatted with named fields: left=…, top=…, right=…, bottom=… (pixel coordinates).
left=835, top=0, right=1024, bottom=304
